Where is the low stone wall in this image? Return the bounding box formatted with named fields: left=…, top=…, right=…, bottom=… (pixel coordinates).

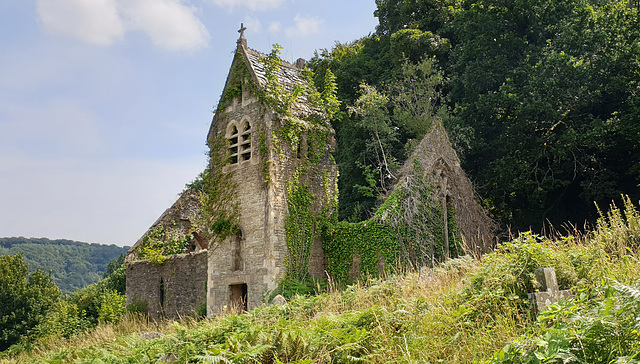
left=126, top=250, right=207, bottom=318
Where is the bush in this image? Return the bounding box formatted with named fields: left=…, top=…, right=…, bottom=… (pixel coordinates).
left=464, top=232, right=581, bottom=318
left=35, top=300, right=90, bottom=339
left=98, top=290, right=126, bottom=323
left=102, top=265, right=126, bottom=295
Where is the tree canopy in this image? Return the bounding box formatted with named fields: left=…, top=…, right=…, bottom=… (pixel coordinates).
left=0, top=254, right=60, bottom=351
left=310, top=0, right=640, bottom=232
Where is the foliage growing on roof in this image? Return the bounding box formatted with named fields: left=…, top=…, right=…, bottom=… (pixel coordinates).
left=135, top=225, right=192, bottom=265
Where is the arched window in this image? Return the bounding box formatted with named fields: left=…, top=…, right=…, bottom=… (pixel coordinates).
left=226, top=121, right=251, bottom=165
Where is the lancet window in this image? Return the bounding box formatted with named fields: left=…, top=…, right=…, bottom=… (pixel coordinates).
left=227, top=120, right=251, bottom=165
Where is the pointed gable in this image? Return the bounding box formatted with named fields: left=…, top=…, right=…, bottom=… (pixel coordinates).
left=214, top=37, right=313, bottom=124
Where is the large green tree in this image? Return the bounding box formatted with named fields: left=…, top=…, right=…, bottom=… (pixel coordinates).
left=323, top=0, right=639, bottom=232
left=447, top=0, right=640, bottom=229
left=0, top=255, right=60, bottom=351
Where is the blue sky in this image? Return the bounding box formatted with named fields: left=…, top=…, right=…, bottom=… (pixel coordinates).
left=0, top=0, right=378, bottom=246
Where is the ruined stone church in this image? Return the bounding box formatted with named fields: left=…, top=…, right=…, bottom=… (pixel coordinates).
left=126, top=28, right=337, bottom=316
left=126, top=28, right=493, bottom=318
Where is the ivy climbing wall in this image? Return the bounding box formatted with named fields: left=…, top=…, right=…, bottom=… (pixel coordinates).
left=204, top=42, right=338, bottom=313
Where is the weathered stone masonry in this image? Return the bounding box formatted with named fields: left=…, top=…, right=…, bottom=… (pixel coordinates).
left=125, top=27, right=490, bottom=318
left=126, top=29, right=338, bottom=317
left=205, top=34, right=337, bottom=314
left=126, top=251, right=207, bottom=317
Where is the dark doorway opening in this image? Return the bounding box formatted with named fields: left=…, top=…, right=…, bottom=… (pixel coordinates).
left=229, top=283, right=248, bottom=312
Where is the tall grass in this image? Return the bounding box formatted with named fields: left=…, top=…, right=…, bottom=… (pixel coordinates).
left=4, top=196, right=640, bottom=363
left=593, top=194, right=640, bottom=256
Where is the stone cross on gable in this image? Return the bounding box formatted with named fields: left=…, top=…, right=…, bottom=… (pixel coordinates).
left=238, top=23, right=247, bottom=39
left=528, top=267, right=572, bottom=314
left=237, top=23, right=247, bottom=48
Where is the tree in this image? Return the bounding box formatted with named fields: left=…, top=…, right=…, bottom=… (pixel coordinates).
left=0, top=255, right=60, bottom=351
left=448, top=0, right=640, bottom=230
left=349, top=83, right=400, bottom=196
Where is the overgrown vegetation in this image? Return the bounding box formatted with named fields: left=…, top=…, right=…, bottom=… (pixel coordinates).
left=250, top=45, right=340, bottom=283
left=134, top=225, right=193, bottom=265
left=322, top=159, right=463, bottom=284
left=4, top=196, right=639, bottom=362
left=0, top=253, right=126, bottom=353
left=199, top=135, right=240, bottom=246
left=215, top=51, right=255, bottom=114
left=9, top=0, right=639, bottom=357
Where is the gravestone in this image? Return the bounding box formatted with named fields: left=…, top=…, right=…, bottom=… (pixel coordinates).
left=271, top=294, right=287, bottom=306
left=528, top=267, right=572, bottom=314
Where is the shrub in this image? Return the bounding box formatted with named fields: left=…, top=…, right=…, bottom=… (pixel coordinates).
left=98, top=290, right=126, bottom=323
left=35, top=300, right=90, bottom=339
left=464, top=232, right=579, bottom=318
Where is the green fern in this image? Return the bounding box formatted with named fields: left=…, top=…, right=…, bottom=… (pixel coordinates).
left=609, top=279, right=640, bottom=301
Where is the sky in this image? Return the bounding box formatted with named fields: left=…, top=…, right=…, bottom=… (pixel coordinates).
left=0, top=0, right=379, bottom=247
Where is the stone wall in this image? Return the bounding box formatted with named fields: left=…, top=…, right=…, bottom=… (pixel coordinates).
left=126, top=250, right=207, bottom=318
left=206, top=88, right=283, bottom=314
left=205, top=82, right=337, bottom=314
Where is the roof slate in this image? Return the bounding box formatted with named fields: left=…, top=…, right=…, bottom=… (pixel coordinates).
left=242, top=46, right=314, bottom=117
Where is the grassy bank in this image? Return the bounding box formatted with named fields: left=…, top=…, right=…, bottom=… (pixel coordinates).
left=4, top=197, right=640, bottom=363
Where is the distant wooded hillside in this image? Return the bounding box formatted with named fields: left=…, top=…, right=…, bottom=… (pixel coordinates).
left=0, top=237, right=129, bottom=293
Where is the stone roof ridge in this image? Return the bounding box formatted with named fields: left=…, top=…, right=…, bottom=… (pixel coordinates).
left=127, top=189, right=201, bottom=255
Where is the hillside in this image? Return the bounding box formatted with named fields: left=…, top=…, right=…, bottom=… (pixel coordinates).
left=0, top=237, right=129, bottom=293
left=3, top=198, right=640, bottom=363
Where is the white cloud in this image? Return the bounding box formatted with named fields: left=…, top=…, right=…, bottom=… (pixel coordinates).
left=243, top=16, right=262, bottom=34
left=37, top=0, right=125, bottom=46
left=209, top=0, right=284, bottom=11
left=268, top=21, right=282, bottom=33
left=121, top=0, right=209, bottom=51
left=285, top=15, right=323, bottom=38
left=35, top=0, right=209, bottom=51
